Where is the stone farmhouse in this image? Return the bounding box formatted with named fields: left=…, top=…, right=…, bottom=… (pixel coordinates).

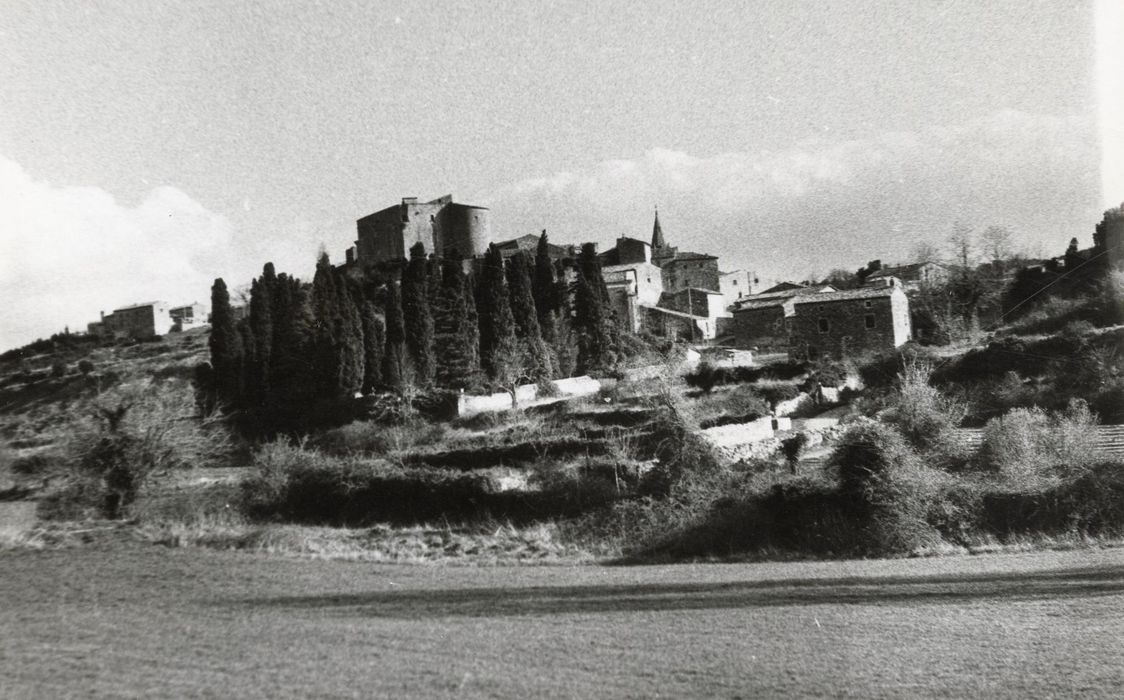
left=169, top=302, right=207, bottom=330
left=87, top=301, right=176, bottom=340
left=864, top=260, right=951, bottom=292
left=732, top=280, right=912, bottom=359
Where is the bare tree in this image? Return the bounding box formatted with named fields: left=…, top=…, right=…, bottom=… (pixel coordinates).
left=980, top=225, right=1015, bottom=266
left=911, top=241, right=943, bottom=265
left=947, top=222, right=977, bottom=269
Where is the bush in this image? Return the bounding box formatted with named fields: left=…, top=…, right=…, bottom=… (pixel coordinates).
left=977, top=400, right=1101, bottom=484
left=314, top=419, right=447, bottom=457
left=77, top=359, right=95, bottom=375
left=51, top=361, right=67, bottom=378
left=828, top=419, right=940, bottom=554
left=883, top=359, right=966, bottom=451
left=39, top=377, right=234, bottom=520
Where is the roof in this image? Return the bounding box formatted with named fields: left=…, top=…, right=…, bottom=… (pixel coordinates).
left=663, top=251, right=717, bottom=262
left=672, top=286, right=724, bottom=296
left=791, top=285, right=898, bottom=305
left=760, top=282, right=806, bottom=294
left=646, top=305, right=706, bottom=320
left=112, top=301, right=165, bottom=312
left=867, top=261, right=947, bottom=279
left=731, top=284, right=836, bottom=310
left=651, top=209, right=666, bottom=249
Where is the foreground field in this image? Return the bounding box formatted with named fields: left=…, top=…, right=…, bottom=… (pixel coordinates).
left=2, top=546, right=1122, bottom=698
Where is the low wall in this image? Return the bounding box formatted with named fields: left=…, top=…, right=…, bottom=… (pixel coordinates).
left=456, top=376, right=602, bottom=417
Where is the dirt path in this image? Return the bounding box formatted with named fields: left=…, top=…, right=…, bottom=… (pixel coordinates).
left=1, top=545, right=1122, bottom=698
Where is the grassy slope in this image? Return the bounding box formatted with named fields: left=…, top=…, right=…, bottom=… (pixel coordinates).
left=1, top=545, right=1122, bottom=698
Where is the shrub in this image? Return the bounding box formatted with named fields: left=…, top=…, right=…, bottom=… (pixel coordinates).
left=39, top=377, right=234, bottom=520
left=883, top=359, right=966, bottom=451
left=314, top=419, right=446, bottom=457
left=977, top=399, right=1101, bottom=484
left=51, top=361, right=67, bottom=378
left=755, top=382, right=801, bottom=412
left=828, top=419, right=940, bottom=554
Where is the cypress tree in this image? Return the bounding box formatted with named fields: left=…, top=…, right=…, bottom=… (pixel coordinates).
left=532, top=231, right=558, bottom=341
left=383, top=280, right=410, bottom=393
left=208, top=278, right=244, bottom=408
left=573, top=244, right=617, bottom=374
left=401, top=242, right=436, bottom=387
left=247, top=272, right=273, bottom=406
left=434, top=258, right=481, bottom=389
left=309, top=252, right=364, bottom=400
left=359, top=297, right=385, bottom=394
left=506, top=251, right=553, bottom=380
left=267, top=273, right=314, bottom=409
left=476, top=245, right=521, bottom=382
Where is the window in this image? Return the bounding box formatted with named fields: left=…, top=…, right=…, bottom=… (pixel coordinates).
left=818, top=318, right=830, bottom=333
left=865, top=314, right=876, bottom=329
left=864, top=300, right=872, bottom=308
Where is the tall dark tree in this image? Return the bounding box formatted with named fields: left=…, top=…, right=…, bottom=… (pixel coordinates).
left=383, top=280, right=410, bottom=393
left=208, top=278, right=244, bottom=407
left=532, top=231, right=559, bottom=341
left=247, top=270, right=274, bottom=406
left=476, top=244, right=520, bottom=382
left=401, top=242, right=436, bottom=387
left=506, top=251, right=553, bottom=380
left=266, top=272, right=314, bottom=408
left=573, top=243, right=617, bottom=373
left=310, top=252, right=364, bottom=400
left=434, top=258, right=482, bottom=389
left=359, top=296, right=384, bottom=395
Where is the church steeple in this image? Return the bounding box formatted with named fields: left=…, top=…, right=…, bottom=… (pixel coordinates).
left=651, top=205, right=666, bottom=251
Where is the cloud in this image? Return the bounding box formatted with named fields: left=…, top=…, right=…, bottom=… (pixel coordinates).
left=480, top=110, right=1101, bottom=283
left=0, top=155, right=237, bottom=350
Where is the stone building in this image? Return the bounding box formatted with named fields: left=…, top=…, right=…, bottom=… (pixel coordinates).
left=169, top=302, right=207, bottom=329
left=354, top=194, right=491, bottom=265
left=730, top=284, right=836, bottom=352
left=786, top=282, right=912, bottom=359
left=648, top=209, right=723, bottom=293
left=92, top=301, right=175, bottom=339
left=865, top=261, right=950, bottom=292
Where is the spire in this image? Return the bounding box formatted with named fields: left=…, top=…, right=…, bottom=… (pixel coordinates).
left=651, top=205, right=666, bottom=251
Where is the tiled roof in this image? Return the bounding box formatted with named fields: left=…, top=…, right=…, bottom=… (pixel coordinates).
left=665, top=251, right=717, bottom=262
left=112, top=301, right=164, bottom=312
left=731, top=284, right=835, bottom=310
left=791, top=286, right=897, bottom=305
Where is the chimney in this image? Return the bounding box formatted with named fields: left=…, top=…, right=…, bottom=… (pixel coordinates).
left=345, top=247, right=356, bottom=264
left=401, top=197, right=418, bottom=206
left=100, top=311, right=105, bottom=321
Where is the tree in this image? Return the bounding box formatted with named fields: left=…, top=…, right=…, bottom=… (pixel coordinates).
left=980, top=225, right=1014, bottom=267
left=911, top=241, right=942, bottom=265
left=266, top=273, right=314, bottom=410
left=401, top=242, right=436, bottom=387
left=506, top=251, right=554, bottom=380
left=434, top=258, right=482, bottom=389
left=247, top=269, right=274, bottom=406
left=532, top=231, right=559, bottom=341
left=359, top=296, right=384, bottom=395
left=310, top=252, right=364, bottom=401
left=573, top=243, right=617, bottom=373
left=476, top=245, right=520, bottom=383
left=383, top=280, right=411, bottom=394
left=208, top=278, right=244, bottom=408
left=1094, top=202, right=1124, bottom=269
left=823, top=268, right=859, bottom=289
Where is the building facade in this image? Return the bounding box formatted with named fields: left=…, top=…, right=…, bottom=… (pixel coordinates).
left=787, top=283, right=912, bottom=359
left=355, top=194, right=491, bottom=264
left=95, top=302, right=175, bottom=339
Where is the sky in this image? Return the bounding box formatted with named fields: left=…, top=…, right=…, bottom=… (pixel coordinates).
left=0, top=0, right=1119, bottom=351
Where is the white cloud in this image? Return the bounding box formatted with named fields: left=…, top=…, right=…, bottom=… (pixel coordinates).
left=480, top=110, right=1101, bottom=282
left=0, top=155, right=236, bottom=350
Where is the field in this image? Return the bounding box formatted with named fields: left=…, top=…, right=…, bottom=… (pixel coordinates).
left=2, top=545, right=1123, bottom=698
